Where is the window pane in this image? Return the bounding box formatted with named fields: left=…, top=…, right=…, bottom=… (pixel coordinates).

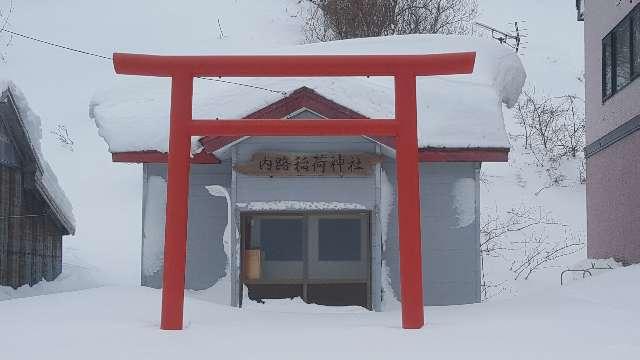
left=616, top=19, right=632, bottom=90
left=260, top=218, right=304, bottom=261
left=603, top=35, right=613, bottom=98
left=318, top=218, right=361, bottom=261
left=634, top=10, right=640, bottom=76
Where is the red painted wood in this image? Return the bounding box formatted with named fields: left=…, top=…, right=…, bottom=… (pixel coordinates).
left=189, top=119, right=397, bottom=136
left=160, top=74, right=192, bottom=330
left=200, top=136, right=244, bottom=154
left=113, top=53, right=476, bottom=77
left=198, top=91, right=508, bottom=163
left=394, top=74, right=425, bottom=329
left=112, top=151, right=221, bottom=164
left=113, top=51, right=477, bottom=331
left=246, top=87, right=366, bottom=120
left=200, top=87, right=367, bottom=153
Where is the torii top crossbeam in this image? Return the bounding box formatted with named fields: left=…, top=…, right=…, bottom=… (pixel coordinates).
left=114, top=52, right=474, bottom=77
left=112, top=51, right=476, bottom=331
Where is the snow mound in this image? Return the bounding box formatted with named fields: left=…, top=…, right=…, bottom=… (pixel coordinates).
left=0, top=265, right=639, bottom=359
left=142, top=176, right=167, bottom=277
left=0, top=263, right=103, bottom=302
left=451, top=177, right=476, bottom=228
left=0, top=80, right=76, bottom=232
left=91, top=34, right=525, bottom=153
left=560, top=258, right=623, bottom=285
left=561, top=264, right=640, bottom=311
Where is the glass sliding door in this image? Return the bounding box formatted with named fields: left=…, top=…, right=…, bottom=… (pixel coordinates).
left=241, top=211, right=371, bottom=308
left=307, top=214, right=369, bottom=282
left=248, top=215, right=305, bottom=282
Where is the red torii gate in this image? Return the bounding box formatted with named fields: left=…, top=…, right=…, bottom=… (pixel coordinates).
left=113, top=51, right=476, bottom=330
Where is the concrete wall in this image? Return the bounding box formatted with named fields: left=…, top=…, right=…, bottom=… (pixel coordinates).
left=382, top=160, right=481, bottom=306
left=584, top=0, right=640, bottom=143
left=584, top=1, right=640, bottom=264
left=141, top=162, right=231, bottom=289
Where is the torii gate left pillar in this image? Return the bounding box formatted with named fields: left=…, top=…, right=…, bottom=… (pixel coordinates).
left=113, top=52, right=475, bottom=330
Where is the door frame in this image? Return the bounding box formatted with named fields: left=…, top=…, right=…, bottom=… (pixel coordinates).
left=239, top=210, right=372, bottom=309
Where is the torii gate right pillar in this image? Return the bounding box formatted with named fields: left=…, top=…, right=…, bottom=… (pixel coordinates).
left=395, top=73, right=424, bottom=328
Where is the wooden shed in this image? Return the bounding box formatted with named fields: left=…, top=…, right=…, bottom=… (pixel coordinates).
left=0, top=85, right=75, bottom=289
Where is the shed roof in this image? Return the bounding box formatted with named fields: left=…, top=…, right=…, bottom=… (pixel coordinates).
left=0, top=82, right=76, bottom=235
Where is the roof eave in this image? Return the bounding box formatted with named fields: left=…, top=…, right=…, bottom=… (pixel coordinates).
left=35, top=177, right=76, bottom=235
left=1, top=88, right=75, bottom=235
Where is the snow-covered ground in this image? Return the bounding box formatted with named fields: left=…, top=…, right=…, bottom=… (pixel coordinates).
left=2, top=0, right=635, bottom=358
left=475, top=0, right=589, bottom=300
left=1, top=264, right=638, bottom=359
left=479, top=110, right=589, bottom=299
left=0, top=246, right=105, bottom=301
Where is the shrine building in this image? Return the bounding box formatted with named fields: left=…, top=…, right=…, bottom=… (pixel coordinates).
left=91, top=35, right=525, bottom=310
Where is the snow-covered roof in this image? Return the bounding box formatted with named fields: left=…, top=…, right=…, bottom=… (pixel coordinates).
left=0, top=80, right=76, bottom=234
left=91, top=34, right=526, bottom=153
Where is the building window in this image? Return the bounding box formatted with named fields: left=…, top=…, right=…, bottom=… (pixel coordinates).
left=603, top=34, right=614, bottom=98
left=318, top=218, right=361, bottom=261
left=616, top=19, right=632, bottom=90
left=602, top=3, right=640, bottom=100
left=634, top=9, right=640, bottom=75
left=259, top=218, right=304, bottom=261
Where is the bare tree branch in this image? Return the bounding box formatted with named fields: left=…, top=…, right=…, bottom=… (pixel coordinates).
left=0, top=0, right=14, bottom=62
left=303, top=0, right=477, bottom=42
left=513, top=86, right=586, bottom=185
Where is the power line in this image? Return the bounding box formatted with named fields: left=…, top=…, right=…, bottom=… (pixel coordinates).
left=2, top=29, right=112, bottom=60
left=1, top=28, right=288, bottom=95
left=196, top=76, right=287, bottom=95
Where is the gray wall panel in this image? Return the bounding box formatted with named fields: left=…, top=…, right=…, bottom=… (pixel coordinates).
left=420, top=163, right=481, bottom=305
left=141, top=162, right=231, bottom=290
left=382, top=161, right=481, bottom=306
left=381, top=159, right=400, bottom=304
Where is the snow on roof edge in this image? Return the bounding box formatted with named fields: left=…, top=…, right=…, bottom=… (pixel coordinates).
left=1, top=81, right=76, bottom=234
left=92, top=34, right=525, bottom=154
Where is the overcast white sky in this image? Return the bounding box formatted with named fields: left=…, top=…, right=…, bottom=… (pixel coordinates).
left=0, top=0, right=585, bottom=284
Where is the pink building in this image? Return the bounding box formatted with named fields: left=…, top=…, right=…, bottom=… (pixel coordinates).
left=579, top=0, right=640, bottom=264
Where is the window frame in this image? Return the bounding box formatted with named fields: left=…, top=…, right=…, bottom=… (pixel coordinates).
left=603, top=33, right=614, bottom=99
left=633, top=7, right=640, bottom=77
left=602, top=3, right=640, bottom=102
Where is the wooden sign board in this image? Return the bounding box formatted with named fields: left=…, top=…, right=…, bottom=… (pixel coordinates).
left=234, top=152, right=382, bottom=177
